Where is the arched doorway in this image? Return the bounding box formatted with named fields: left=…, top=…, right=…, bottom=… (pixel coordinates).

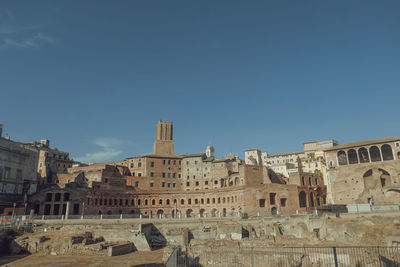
left=222, top=208, right=227, bottom=217
left=271, top=207, right=277, bottom=215
left=299, top=191, right=307, bottom=208
left=186, top=209, right=193, bottom=218
left=199, top=209, right=206, bottom=217
left=157, top=209, right=164, bottom=218
left=211, top=208, right=217, bottom=217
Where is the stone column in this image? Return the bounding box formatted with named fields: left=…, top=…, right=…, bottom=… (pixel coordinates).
left=65, top=201, right=70, bottom=220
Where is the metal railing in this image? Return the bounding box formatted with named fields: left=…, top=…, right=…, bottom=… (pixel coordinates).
left=166, top=246, right=400, bottom=267
left=0, top=215, right=32, bottom=232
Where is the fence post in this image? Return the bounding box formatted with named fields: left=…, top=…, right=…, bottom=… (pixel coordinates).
left=251, top=247, right=255, bottom=267
left=332, top=247, right=338, bottom=267
left=377, top=246, right=383, bottom=267
left=100, top=214, right=103, bottom=220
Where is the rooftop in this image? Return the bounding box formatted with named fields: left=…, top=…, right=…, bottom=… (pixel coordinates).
left=324, top=136, right=400, bottom=151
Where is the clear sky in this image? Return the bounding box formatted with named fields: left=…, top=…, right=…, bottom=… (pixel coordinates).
left=1, top=1, right=399, bottom=163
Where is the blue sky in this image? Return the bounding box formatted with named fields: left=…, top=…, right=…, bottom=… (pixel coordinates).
left=0, top=1, right=399, bottom=163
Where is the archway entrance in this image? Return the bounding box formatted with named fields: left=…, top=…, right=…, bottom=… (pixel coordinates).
left=271, top=207, right=277, bottom=215
left=157, top=209, right=164, bottom=218
left=199, top=209, right=206, bottom=217
left=211, top=208, right=217, bottom=217
left=186, top=209, right=193, bottom=218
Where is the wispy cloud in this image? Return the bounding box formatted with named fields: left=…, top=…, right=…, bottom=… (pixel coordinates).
left=0, top=32, right=54, bottom=49
left=0, top=9, right=55, bottom=49
left=75, top=138, right=126, bottom=163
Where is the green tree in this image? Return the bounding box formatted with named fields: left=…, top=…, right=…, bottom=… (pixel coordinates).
left=297, top=156, right=303, bottom=173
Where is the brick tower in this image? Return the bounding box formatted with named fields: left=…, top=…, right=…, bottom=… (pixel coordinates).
left=153, top=120, right=174, bottom=155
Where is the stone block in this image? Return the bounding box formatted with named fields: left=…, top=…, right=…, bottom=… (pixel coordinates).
left=107, top=242, right=135, bottom=256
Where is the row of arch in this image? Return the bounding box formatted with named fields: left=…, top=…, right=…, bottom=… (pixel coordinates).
left=88, top=195, right=240, bottom=207
left=337, top=145, right=396, bottom=166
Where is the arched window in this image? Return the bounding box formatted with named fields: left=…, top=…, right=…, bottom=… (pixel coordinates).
left=152, top=199, right=155, bottom=205
left=159, top=199, right=162, bottom=205
left=299, top=191, right=307, bottom=208
left=348, top=149, right=358, bottom=164
left=166, top=199, right=170, bottom=205
left=180, top=199, right=184, bottom=205
left=308, top=177, right=312, bottom=185
left=337, top=151, right=348, bottom=165
left=370, top=146, right=381, bottom=162
left=358, top=147, right=370, bottom=163
left=381, top=144, right=394, bottom=161
left=301, top=176, right=305, bottom=185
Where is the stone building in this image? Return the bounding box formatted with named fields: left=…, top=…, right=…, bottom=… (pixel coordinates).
left=324, top=137, right=400, bottom=204
left=0, top=125, right=38, bottom=213
left=29, top=121, right=325, bottom=217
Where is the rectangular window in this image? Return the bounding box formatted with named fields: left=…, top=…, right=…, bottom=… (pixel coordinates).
left=168, top=183, right=171, bottom=188
left=4, top=167, right=11, bottom=179
left=162, top=182, right=165, bottom=187
left=163, top=160, right=166, bottom=165
left=130, top=163, right=134, bottom=168
left=259, top=199, right=266, bottom=207
left=135, top=181, right=139, bottom=187
left=173, top=173, right=176, bottom=178
left=178, top=174, right=181, bottom=178
left=186, top=182, right=190, bottom=186
left=151, top=161, right=154, bottom=167
left=150, top=182, right=154, bottom=187
left=186, top=161, right=189, bottom=165
left=195, top=181, right=199, bottom=186
left=138, top=173, right=142, bottom=177
left=46, top=193, right=52, bottom=202
left=150, top=172, right=154, bottom=177
left=280, top=198, right=287, bottom=207
left=138, top=162, right=142, bottom=167
left=173, top=160, right=176, bottom=165
left=168, top=173, right=171, bottom=178
left=168, top=160, right=171, bottom=165
left=270, top=193, right=276, bottom=205
left=173, top=183, right=176, bottom=188
left=162, top=173, right=166, bottom=178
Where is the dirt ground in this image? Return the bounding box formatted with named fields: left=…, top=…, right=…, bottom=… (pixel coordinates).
left=0, top=249, right=165, bottom=267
